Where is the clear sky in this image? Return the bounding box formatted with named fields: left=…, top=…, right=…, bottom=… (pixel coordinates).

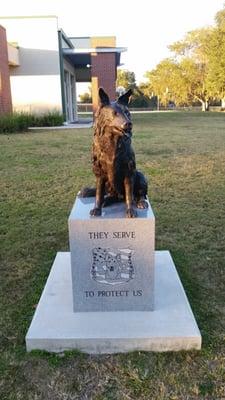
left=1, top=0, right=224, bottom=85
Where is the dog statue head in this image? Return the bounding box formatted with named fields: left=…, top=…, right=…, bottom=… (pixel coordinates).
left=95, top=88, right=133, bottom=137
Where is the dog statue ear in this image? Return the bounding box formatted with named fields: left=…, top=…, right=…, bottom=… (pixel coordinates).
left=99, top=88, right=110, bottom=106
left=118, top=88, right=133, bottom=106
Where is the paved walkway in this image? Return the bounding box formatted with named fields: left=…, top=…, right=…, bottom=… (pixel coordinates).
left=29, top=119, right=93, bottom=130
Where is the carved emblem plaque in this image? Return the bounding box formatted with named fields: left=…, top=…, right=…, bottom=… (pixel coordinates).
left=91, top=247, right=134, bottom=285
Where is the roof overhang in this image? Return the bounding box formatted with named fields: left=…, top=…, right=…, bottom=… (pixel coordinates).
left=63, top=47, right=127, bottom=68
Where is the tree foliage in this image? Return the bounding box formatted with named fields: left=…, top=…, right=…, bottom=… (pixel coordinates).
left=142, top=4, right=225, bottom=110
left=79, top=85, right=92, bottom=103
left=116, top=69, right=136, bottom=91
left=116, top=69, right=151, bottom=107
left=79, top=92, right=92, bottom=103
left=206, top=7, right=225, bottom=105
left=144, top=59, right=184, bottom=106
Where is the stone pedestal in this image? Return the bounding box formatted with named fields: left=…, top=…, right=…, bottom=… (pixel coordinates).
left=25, top=195, right=202, bottom=353
left=69, top=197, right=155, bottom=312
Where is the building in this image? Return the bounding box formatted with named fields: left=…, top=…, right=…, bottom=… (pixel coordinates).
left=0, top=16, right=126, bottom=121
left=0, top=25, right=13, bottom=114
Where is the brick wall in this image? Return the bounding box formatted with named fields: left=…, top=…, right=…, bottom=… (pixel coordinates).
left=0, top=25, right=12, bottom=115
left=91, top=52, right=116, bottom=112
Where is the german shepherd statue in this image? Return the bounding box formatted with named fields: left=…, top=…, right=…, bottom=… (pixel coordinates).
left=81, top=88, right=148, bottom=218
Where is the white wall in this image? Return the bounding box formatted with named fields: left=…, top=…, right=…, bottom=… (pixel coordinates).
left=1, top=16, right=62, bottom=114
left=10, top=75, right=62, bottom=113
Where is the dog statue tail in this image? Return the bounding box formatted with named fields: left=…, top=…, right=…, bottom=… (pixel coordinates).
left=78, top=187, right=96, bottom=197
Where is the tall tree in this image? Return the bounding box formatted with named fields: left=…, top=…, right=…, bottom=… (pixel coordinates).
left=168, top=28, right=212, bottom=110
left=206, top=7, right=225, bottom=107
left=144, top=59, right=186, bottom=107
left=143, top=5, right=225, bottom=111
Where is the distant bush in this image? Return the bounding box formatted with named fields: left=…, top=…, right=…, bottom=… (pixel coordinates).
left=129, top=95, right=151, bottom=108
left=29, top=112, right=64, bottom=127
left=0, top=112, right=64, bottom=133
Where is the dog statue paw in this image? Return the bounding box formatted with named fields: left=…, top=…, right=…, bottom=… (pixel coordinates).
left=136, top=199, right=149, bottom=209
left=90, top=207, right=102, bottom=217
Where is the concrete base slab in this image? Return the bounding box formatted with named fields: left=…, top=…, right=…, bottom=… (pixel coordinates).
left=26, top=251, right=201, bottom=353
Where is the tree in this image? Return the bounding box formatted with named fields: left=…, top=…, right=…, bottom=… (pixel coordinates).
left=79, top=92, right=92, bottom=103
left=129, top=90, right=151, bottom=108
left=169, top=28, right=211, bottom=64
left=116, top=69, right=151, bottom=108
left=116, top=69, right=136, bottom=92
left=143, top=4, right=225, bottom=111
left=168, top=28, right=212, bottom=110
left=206, top=6, right=225, bottom=107
left=144, top=59, right=186, bottom=107
left=138, top=82, right=158, bottom=108
left=79, top=86, right=92, bottom=103
left=144, top=52, right=211, bottom=110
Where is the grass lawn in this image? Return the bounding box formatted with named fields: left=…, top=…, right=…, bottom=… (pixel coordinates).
left=0, top=111, right=225, bottom=399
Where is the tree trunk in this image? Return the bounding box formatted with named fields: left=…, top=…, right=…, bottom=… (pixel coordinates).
left=221, top=98, right=225, bottom=109
left=201, top=100, right=209, bottom=112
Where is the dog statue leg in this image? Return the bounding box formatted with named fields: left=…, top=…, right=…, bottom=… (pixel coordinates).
left=90, top=176, right=104, bottom=216
left=124, top=176, right=137, bottom=218
left=134, top=170, right=149, bottom=209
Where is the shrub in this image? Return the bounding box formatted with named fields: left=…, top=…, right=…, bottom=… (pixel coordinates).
left=0, top=112, right=64, bottom=133
left=29, top=112, right=64, bottom=127
left=0, top=113, right=30, bottom=133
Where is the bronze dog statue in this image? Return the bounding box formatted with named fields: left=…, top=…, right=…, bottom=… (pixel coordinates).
left=82, top=88, right=148, bottom=218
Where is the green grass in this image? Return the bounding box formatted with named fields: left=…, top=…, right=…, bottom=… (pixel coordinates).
left=0, top=111, right=225, bottom=399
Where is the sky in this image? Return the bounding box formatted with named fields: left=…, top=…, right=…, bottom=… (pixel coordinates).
left=1, top=0, right=224, bottom=90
